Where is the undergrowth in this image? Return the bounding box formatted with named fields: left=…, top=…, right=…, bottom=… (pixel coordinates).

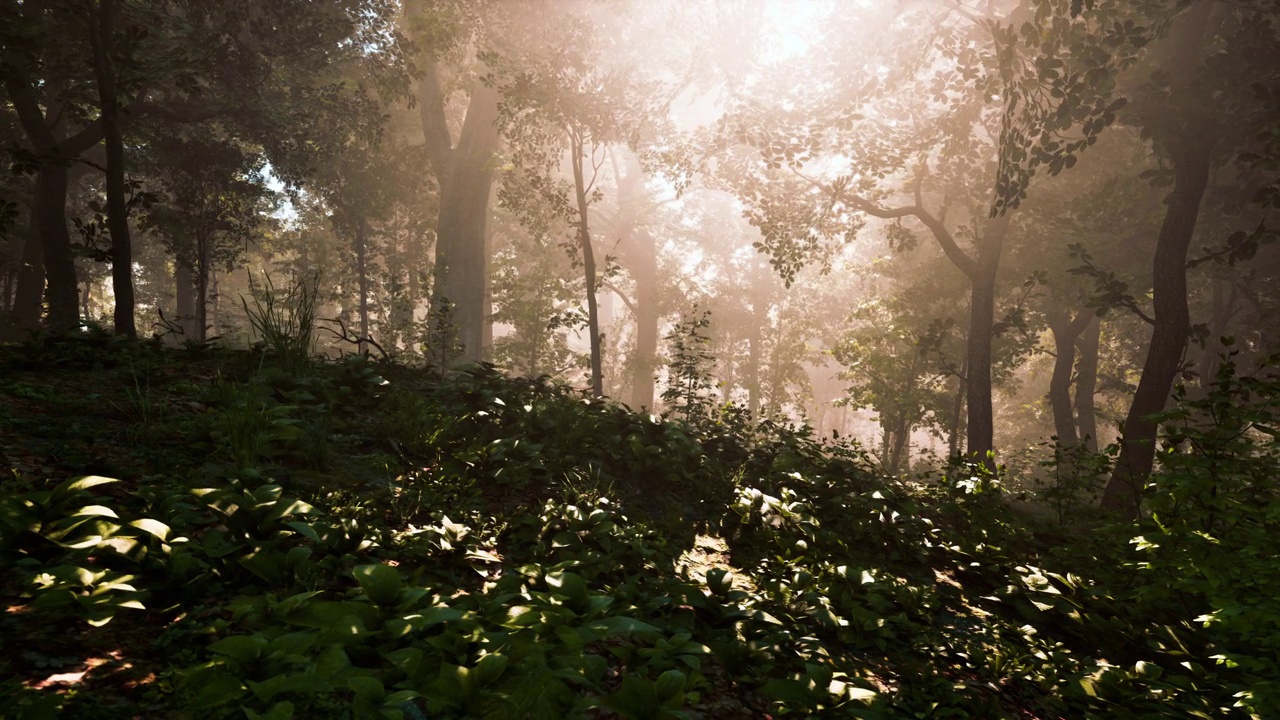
left=0, top=336, right=1275, bottom=719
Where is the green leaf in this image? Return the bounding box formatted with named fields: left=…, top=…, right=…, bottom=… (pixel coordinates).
left=209, top=634, right=266, bottom=663
left=411, top=605, right=465, bottom=630
left=588, top=616, right=662, bottom=637
left=654, top=669, right=687, bottom=704
left=52, top=475, right=119, bottom=499
left=264, top=499, right=315, bottom=523
left=239, top=551, right=285, bottom=585
left=383, top=647, right=424, bottom=676
left=247, top=672, right=333, bottom=702
left=761, top=678, right=818, bottom=708
left=353, top=563, right=403, bottom=605
left=473, top=652, right=509, bottom=687
left=129, top=518, right=171, bottom=540
left=545, top=571, right=588, bottom=603
left=706, top=568, right=734, bottom=595
left=189, top=671, right=246, bottom=708
left=348, top=675, right=386, bottom=701
left=603, top=675, right=657, bottom=718
left=285, top=520, right=321, bottom=542
left=71, top=504, right=119, bottom=519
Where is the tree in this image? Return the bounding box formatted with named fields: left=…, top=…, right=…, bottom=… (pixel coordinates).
left=143, top=135, right=273, bottom=343
left=2, top=0, right=406, bottom=337
left=662, top=306, right=716, bottom=423
left=834, top=295, right=954, bottom=474
left=693, top=0, right=1135, bottom=467
left=407, top=0, right=502, bottom=363
left=1102, top=0, right=1280, bottom=516
left=1, top=0, right=105, bottom=333
left=492, top=5, right=655, bottom=397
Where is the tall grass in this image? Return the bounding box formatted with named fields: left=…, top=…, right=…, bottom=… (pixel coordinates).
left=241, top=271, right=320, bottom=375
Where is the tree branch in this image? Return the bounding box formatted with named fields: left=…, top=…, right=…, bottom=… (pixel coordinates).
left=790, top=166, right=978, bottom=278
left=599, top=278, right=637, bottom=317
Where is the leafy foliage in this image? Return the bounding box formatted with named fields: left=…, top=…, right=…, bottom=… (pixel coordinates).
left=1, top=326, right=1277, bottom=718
left=661, top=307, right=717, bottom=425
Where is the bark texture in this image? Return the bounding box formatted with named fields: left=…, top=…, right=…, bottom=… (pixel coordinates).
left=419, top=59, right=501, bottom=363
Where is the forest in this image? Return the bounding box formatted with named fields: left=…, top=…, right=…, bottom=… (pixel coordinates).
left=1, top=0, right=1278, bottom=717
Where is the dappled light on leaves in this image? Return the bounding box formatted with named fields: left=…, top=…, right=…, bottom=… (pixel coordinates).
left=1, top=0, right=1279, bottom=717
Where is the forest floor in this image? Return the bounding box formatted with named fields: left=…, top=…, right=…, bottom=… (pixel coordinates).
left=0, top=332, right=1272, bottom=719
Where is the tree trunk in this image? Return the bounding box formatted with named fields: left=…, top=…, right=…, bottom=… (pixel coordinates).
left=175, top=259, right=196, bottom=339
left=947, top=361, right=962, bottom=456
left=747, top=300, right=764, bottom=416
left=1075, top=316, right=1100, bottom=453
left=355, top=216, right=370, bottom=339
left=629, top=228, right=658, bottom=410
left=104, top=120, right=135, bottom=338
left=1047, top=308, right=1093, bottom=447
left=209, top=268, right=220, bottom=337
left=87, top=0, right=136, bottom=338
left=195, top=237, right=210, bottom=342
left=38, top=164, right=81, bottom=333
left=964, top=215, right=1008, bottom=468
left=570, top=128, right=604, bottom=398
left=1101, top=0, right=1215, bottom=517
left=1048, top=315, right=1080, bottom=448
left=1, top=262, right=14, bottom=317
left=1198, top=274, right=1237, bottom=386
left=609, top=152, right=660, bottom=409
left=11, top=171, right=51, bottom=331
left=888, top=421, right=911, bottom=474
left=4, top=71, right=105, bottom=334
left=1102, top=147, right=1211, bottom=516
left=421, top=62, right=500, bottom=364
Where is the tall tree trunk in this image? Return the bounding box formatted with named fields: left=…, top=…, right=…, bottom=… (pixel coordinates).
left=419, top=58, right=500, bottom=364
left=948, top=360, right=967, bottom=458
left=570, top=128, right=604, bottom=398
left=1076, top=316, right=1100, bottom=453
left=81, top=280, right=91, bottom=319
left=37, top=164, right=80, bottom=333
left=612, top=154, right=659, bottom=410
left=209, top=268, right=220, bottom=337
left=481, top=224, right=494, bottom=353
left=4, top=71, right=105, bottom=333
left=87, top=0, right=136, bottom=338
left=747, top=299, right=764, bottom=416
left=1102, top=147, right=1211, bottom=516
left=848, top=190, right=1009, bottom=466
left=12, top=164, right=81, bottom=333
left=355, top=216, right=370, bottom=339
left=175, top=259, right=196, bottom=338
left=12, top=170, right=52, bottom=330
left=629, top=228, right=658, bottom=410
left=1, top=262, right=14, bottom=317
left=888, top=420, right=911, bottom=474
left=964, top=215, right=1009, bottom=467
left=1198, top=274, right=1237, bottom=385
left=195, top=237, right=210, bottom=342
left=104, top=121, right=135, bottom=337
left=1101, top=0, right=1215, bottom=517
left=1047, top=308, right=1093, bottom=447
